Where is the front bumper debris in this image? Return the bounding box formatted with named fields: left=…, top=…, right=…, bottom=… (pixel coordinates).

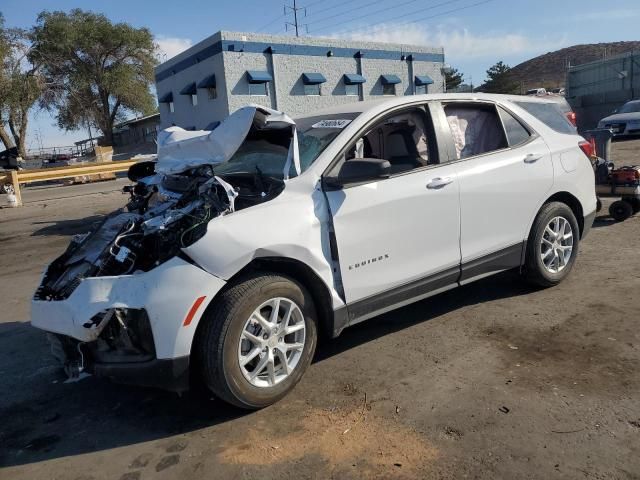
left=32, top=256, right=226, bottom=360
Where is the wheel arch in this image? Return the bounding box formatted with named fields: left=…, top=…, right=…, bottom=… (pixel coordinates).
left=541, top=191, right=585, bottom=238
left=190, top=257, right=337, bottom=359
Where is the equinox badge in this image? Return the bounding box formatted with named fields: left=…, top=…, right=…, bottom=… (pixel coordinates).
left=348, top=254, right=389, bottom=270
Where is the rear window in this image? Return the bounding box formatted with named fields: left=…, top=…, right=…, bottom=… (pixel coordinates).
left=513, top=101, right=575, bottom=135
left=498, top=107, right=531, bottom=147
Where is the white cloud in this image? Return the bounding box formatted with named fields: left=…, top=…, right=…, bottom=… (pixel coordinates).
left=155, top=35, right=193, bottom=61
left=334, top=24, right=569, bottom=60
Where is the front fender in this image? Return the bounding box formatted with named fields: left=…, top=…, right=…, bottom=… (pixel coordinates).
left=183, top=188, right=345, bottom=310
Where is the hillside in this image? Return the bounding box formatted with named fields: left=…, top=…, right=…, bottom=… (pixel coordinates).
left=507, top=41, right=640, bottom=91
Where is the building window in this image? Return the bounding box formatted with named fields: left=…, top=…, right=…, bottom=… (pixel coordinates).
left=207, top=87, right=217, bottom=99
left=191, top=94, right=198, bottom=106
left=249, top=82, right=268, bottom=96
left=415, top=84, right=427, bottom=95
left=345, top=83, right=359, bottom=96
left=169, top=101, right=175, bottom=113
left=304, top=83, right=321, bottom=96
left=382, top=83, right=396, bottom=96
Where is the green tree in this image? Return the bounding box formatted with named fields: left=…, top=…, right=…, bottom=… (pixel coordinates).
left=30, top=9, right=158, bottom=146
left=0, top=13, right=16, bottom=150
left=481, top=61, right=519, bottom=94
left=0, top=13, right=44, bottom=156
left=445, top=67, right=464, bottom=90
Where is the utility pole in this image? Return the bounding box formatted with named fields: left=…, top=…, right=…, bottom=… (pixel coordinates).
left=285, top=0, right=306, bottom=37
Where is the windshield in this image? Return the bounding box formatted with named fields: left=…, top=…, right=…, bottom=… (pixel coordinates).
left=618, top=102, right=640, bottom=114
left=214, top=112, right=360, bottom=179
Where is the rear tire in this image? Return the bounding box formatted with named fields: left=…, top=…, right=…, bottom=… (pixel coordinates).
left=625, top=197, right=640, bottom=214
left=197, top=272, right=318, bottom=409
left=523, top=202, right=580, bottom=288
left=609, top=200, right=633, bottom=221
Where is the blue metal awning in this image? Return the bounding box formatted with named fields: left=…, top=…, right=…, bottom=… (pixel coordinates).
left=343, top=73, right=366, bottom=85
left=197, top=75, right=217, bottom=88
left=302, top=73, right=327, bottom=85
left=415, top=75, right=434, bottom=86
left=246, top=70, right=273, bottom=83
left=158, top=92, right=173, bottom=103
left=180, top=82, right=197, bottom=95
left=381, top=74, right=401, bottom=85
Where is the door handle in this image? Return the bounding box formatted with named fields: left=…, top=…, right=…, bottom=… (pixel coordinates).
left=524, top=153, right=543, bottom=163
left=426, top=176, right=453, bottom=189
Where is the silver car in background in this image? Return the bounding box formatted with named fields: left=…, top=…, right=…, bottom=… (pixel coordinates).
left=598, top=100, right=640, bottom=137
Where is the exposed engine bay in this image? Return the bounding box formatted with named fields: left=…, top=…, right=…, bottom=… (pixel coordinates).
left=35, top=105, right=297, bottom=301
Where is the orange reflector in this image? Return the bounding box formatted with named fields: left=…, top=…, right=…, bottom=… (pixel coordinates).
left=183, top=296, right=207, bottom=326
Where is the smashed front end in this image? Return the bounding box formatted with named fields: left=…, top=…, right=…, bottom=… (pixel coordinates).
left=31, top=105, right=298, bottom=391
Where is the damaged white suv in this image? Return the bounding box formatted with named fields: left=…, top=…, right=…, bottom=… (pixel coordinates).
left=32, top=94, right=596, bottom=408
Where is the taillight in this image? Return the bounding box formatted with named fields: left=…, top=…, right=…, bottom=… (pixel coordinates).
left=566, top=111, right=577, bottom=127
left=579, top=140, right=595, bottom=159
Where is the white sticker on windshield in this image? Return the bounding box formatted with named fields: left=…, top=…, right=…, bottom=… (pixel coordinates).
left=311, top=119, right=352, bottom=129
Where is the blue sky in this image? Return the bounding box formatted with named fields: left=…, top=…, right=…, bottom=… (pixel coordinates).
left=2, top=0, right=639, bottom=148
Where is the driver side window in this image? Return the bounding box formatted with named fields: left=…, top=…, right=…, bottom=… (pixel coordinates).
left=345, top=107, right=436, bottom=176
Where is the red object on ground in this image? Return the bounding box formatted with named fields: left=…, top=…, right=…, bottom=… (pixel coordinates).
left=610, top=166, right=640, bottom=185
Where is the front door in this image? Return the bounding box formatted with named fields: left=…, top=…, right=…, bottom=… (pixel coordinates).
left=323, top=105, right=461, bottom=309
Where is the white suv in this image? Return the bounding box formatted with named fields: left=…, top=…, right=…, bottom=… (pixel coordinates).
left=32, top=94, right=596, bottom=408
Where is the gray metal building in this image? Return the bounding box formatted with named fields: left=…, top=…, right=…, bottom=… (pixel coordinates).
left=154, top=31, right=445, bottom=130
left=566, top=51, right=640, bottom=131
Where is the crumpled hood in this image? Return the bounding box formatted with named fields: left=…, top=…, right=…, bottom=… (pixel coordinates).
left=156, top=105, right=300, bottom=178
left=599, top=112, right=640, bottom=124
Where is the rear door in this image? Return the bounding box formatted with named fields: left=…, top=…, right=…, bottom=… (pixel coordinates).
left=439, top=101, right=553, bottom=282
left=323, top=104, right=461, bottom=309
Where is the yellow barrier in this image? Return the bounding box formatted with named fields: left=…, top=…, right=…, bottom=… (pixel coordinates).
left=2, top=160, right=137, bottom=206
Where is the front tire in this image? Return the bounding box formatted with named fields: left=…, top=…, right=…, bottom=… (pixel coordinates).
left=523, top=202, right=580, bottom=288
left=197, top=273, right=318, bottom=409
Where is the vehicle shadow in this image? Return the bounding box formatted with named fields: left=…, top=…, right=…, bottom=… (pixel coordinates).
left=0, top=319, right=244, bottom=468
left=0, top=269, right=533, bottom=468
left=316, top=269, right=533, bottom=361
left=592, top=215, right=616, bottom=229
left=30, top=215, right=106, bottom=237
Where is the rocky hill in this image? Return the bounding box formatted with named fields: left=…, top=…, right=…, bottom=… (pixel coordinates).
left=507, top=41, right=640, bottom=91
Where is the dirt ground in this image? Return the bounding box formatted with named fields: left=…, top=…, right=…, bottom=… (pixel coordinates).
left=1, top=140, right=639, bottom=480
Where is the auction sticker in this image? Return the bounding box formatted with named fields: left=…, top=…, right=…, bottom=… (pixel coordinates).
left=311, top=119, right=352, bottom=129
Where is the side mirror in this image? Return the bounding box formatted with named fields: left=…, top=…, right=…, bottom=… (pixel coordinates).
left=324, top=158, right=391, bottom=189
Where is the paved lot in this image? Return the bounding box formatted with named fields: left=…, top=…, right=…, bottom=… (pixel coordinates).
left=1, top=141, right=639, bottom=479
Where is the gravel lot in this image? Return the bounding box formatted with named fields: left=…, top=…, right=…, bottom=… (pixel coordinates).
left=1, top=140, right=639, bottom=480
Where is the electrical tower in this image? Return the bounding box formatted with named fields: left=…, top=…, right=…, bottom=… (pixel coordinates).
left=285, top=0, right=306, bottom=37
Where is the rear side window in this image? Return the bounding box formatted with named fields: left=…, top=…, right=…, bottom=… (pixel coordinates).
left=498, top=107, right=531, bottom=147
left=513, top=101, right=575, bottom=135
left=444, top=103, right=508, bottom=159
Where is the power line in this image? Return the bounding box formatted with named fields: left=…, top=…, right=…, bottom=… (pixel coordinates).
left=387, top=0, right=496, bottom=30
left=285, top=0, right=307, bottom=36
left=302, top=0, right=331, bottom=10
left=314, top=0, right=465, bottom=33
left=313, top=0, right=458, bottom=33
left=255, top=13, right=287, bottom=33
left=303, top=0, right=361, bottom=19
left=306, top=0, right=388, bottom=27
left=323, top=0, right=494, bottom=36
left=256, top=0, right=330, bottom=35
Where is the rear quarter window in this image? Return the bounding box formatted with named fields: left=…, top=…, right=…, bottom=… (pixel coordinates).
left=513, top=101, right=575, bottom=135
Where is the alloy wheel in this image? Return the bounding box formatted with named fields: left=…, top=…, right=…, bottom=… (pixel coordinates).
left=540, top=216, right=573, bottom=273
left=237, top=297, right=306, bottom=388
